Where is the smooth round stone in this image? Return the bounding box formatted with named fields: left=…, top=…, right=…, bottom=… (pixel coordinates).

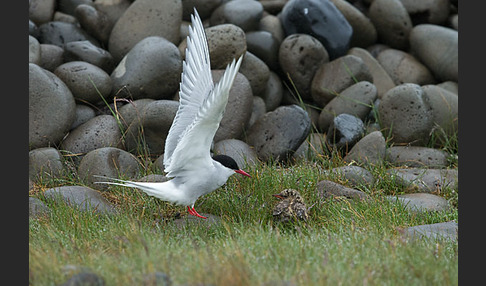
left=347, top=47, right=396, bottom=99
left=71, top=104, right=96, bottom=130
left=238, top=52, right=270, bottom=97
left=245, top=31, right=280, bottom=71
left=39, top=44, right=64, bottom=72
left=422, top=85, right=458, bottom=139
left=386, top=146, right=449, bottom=168
left=436, top=81, right=458, bottom=95
left=330, top=0, right=377, bottom=48
left=78, top=147, right=141, bottom=190
left=210, top=0, right=264, bottom=31
left=405, top=221, right=457, bottom=241
left=108, top=0, right=182, bottom=62
left=63, top=40, right=115, bottom=73
left=388, top=193, right=450, bottom=213
left=311, top=55, right=373, bottom=107
left=316, top=180, right=369, bottom=201
left=318, top=81, right=377, bottom=132
left=111, top=36, right=182, bottom=100
left=181, top=0, right=222, bottom=21
left=37, top=21, right=99, bottom=47
left=293, top=133, right=327, bottom=161
left=93, top=0, right=131, bottom=31
left=409, top=24, right=458, bottom=82
left=57, top=0, right=94, bottom=16
left=259, top=71, right=283, bottom=111
left=74, top=4, right=112, bottom=45
left=400, top=0, right=450, bottom=25
left=43, top=185, right=117, bottom=214
left=378, top=84, right=433, bottom=145
left=29, top=64, right=76, bottom=149
left=117, top=98, right=155, bottom=129
left=376, top=49, right=435, bottom=85
left=386, top=168, right=458, bottom=193
left=29, top=20, right=39, bottom=37
left=29, top=147, right=66, bottom=182
left=204, top=24, right=247, bottom=69
left=54, top=61, right=113, bottom=104
left=369, top=0, right=412, bottom=50
left=249, top=96, right=266, bottom=128
left=29, top=197, right=51, bottom=218
left=52, top=11, right=79, bottom=23
left=327, top=114, right=364, bottom=150
left=279, top=0, right=352, bottom=59
left=61, top=115, right=123, bottom=160
left=343, top=130, right=386, bottom=165
left=246, top=105, right=311, bottom=162
left=29, top=0, right=56, bottom=25
left=29, top=35, right=41, bottom=65
left=259, top=14, right=285, bottom=42
left=279, top=34, right=329, bottom=101
left=213, top=139, right=259, bottom=169
left=326, top=165, right=375, bottom=188
left=213, top=71, right=253, bottom=142
left=124, top=100, right=179, bottom=156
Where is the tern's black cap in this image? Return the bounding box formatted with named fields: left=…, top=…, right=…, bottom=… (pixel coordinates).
left=212, top=154, right=239, bottom=170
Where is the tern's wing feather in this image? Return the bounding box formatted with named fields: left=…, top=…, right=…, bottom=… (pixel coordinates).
left=163, top=9, right=213, bottom=169
left=164, top=56, right=243, bottom=177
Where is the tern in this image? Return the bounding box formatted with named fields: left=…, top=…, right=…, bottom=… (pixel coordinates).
left=272, top=189, right=309, bottom=223
left=96, top=9, right=250, bottom=219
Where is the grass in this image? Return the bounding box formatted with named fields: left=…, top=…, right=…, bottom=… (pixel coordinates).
left=29, top=153, right=458, bottom=285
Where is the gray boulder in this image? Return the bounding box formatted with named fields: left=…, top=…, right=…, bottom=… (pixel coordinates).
left=29, top=147, right=66, bottom=182
left=343, top=130, right=386, bottom=165
left=43, top=185, right=116, bottom=214
left=213, top=139, right=259, bottom=169
left=386, top=146, right=449, bottom=168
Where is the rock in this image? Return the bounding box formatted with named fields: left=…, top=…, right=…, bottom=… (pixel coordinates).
left=75, top=4, right=112, bottom=45
left=387, top=168, right=458, bottom=193
left=405, top=221, right=457, bottom=241
left=29, top=19, right=39, bottom=37
left=347, top=47, right=396, bottom=99
left=29, top=35, right=41, bottom=65
left=259, top=14, right=285, bottom=43
left=278, top=34, right=329, bottom=101
left=343, top=130, right=386, bottom=165
left=71, top=104, right=96, bottom=130
left=181, top=0, right=221, bottom=21
left=116, top=99, right=155, bottom=129
left=422, top=85, right=458, bottom=141
left=29, top=197, right=51, bottom=218
left=386, top=146, right=449, bottom=168
left=63, top=41, right=115, bottom=73
left=54, top=61, right=113, bottom=104
left=37, top=21, right=99, bottom=47
left=292, top=133, right=327, bottom=161
left=29, top=0, right=56, bottom=25
left=43, top=185, right=116, bottom=214
left=39, top=44, right=64, bottom=72
left=210, top=0, right=264, bottom=32
left=246, top=105, right=311, bottom=162
left=108, top=0, right=182, bottom=62
left=326, top=165, right=375, bottom=188
left=53, top=11, right=79, bottom=23
left=249, top=96, right=267, bottom=128
left=376, top=49, right=435, bottom=85
left=378, top=84, right=433, bottom=145
left=436, top=81, right=458, bottom=95
left=326, top=114, right=364, bottom=150
left=245, top=31, right=280, bottom=71
left=368, top=0, right=412, bottom=50
left=238, top=52, right=270, bottom=97
left=330, top=0, right=377, bottom=48
left=213, top=71, right=253, bottom=142
left=93, top=0, right=132, bottom=33
left=259, top=71, right=283, bottom=111
left=399, top=0, right=450, bottom=25
left=409, top=24, right=458, bottom=82
left=311, top=55, right=372, bottom=107
left=316, top=180, right=369, bottom=201
left=142, top=272, right=172, bottom=286
left=124, top=100, right=179, bottom=156
left=29, top=147, right=66, bottom=182
left=60, top=271, right=106, bottom=286
left=111, top=36, right=182, bottom=100
left=57, top=0, right=94, bottom=16
left=279, top=0, right=352, bottom=59
left=78, top=147, right=141, bottom=190
left=61, top=115, right=123, bottom=161
left=318, top=81, right=377, bottom=132
left=387, top=193, right=450, bottom=213
left=29, top=64, right=76, bottom=149
left=213, top=139, right=259, bottom=169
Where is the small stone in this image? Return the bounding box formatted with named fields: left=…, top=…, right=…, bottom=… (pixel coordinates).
left=71, top=104, right=96, bottom=130
left=327, top=114, right=365, bottom=150
left=29, top=197, right=51, bottom=218
left=210, top=0, right=264, bottom=32
left=29, top=147, right=66, bottom=182
left=245, top=31, right=280, bottom=71
left=29, top=35, right=41, bottom=65
left=260, top=71, right=283, bottom=111
left=387, top=168, right=458, bottom=193
left=343, top=130, right=386, bottom=165
left=387, top=193, right=450, bottom=213
left=63, top=41, right=115, bottom=73
left=316, top=180, right=369, bottom=201
left=386, top=146, right=449, bottom=168
left=238, top=52, right=270, bottom=97
left=326, top=165, right=375, bottom=188
left=39, top=44, right=64, bottom=72
left=37, top=21, right=99, bottom=47
left=376, top=49, right=435, bottom=85
left=43, top=185, right=117, bottom=214
left=369, top=0, right=412, bottom=50
left=405, top=221, right=457, bottom=241
left=213, top=139, right=259, bottom=169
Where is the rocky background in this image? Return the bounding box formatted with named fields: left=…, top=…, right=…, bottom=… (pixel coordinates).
left=29, top=0, right=458, bottom=241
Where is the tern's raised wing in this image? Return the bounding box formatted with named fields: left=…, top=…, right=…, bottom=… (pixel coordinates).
left=163, top=9, right=213, bottom=170
left=164, top=56, right=243, bottom=178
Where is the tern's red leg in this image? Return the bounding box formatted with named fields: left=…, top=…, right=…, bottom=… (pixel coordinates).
left=187, top=206, right=207, bottom=219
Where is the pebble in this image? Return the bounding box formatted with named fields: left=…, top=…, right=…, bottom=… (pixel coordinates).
left=29, top=147, right=66, bottom=182
left=343, top=130, right=386, bottom=165
left=181, top=0, right=221, bottom=21
left=387, top=168, right=458, bottom=193
left=259, top=14, right=285, bottom=43
left=54, top=61, right=113, bottom=104
left=111, top=36, right=182, bottom=100
left=29, top=35, right=41, bottom=65
left=400, top=0, right=450, bottom=25
left=259, top=71, right=283, bottom=111
left=246, top=105, right=311, bottom=161
left=213, top=139, right=259, bottom=169
left=318, top=81, right=377, bottom=132
left=326, top=114, right=365, bottom=150
left=422, top=85, right=458, bottom=140
left=316, top=180, right=369, bottom=201
left=409, top=24, right=458, bottom=82
left=37, top=21, right=99, bottom=47
left=108, top=0, right=182, bottom=62
left=278, top=34, right=329, bottom=101
left=378, top=84, right=433, bottom=146
left=386, top=146, right=449, bottom=168
left=376, top=49, right=436, bottom=85
left=29, top=0, right=56, bottom=25
left=210, top=0, right=264, bottom=32
left=71, top=104, right=96, bottom=130
left=405, top=221, right=457, bottom=241
left=29, top=197, right=51, bottom=218
left=238, top=52, right=270, bottom=97
left=245, top=31, right=280, bottom=71
left=29, top=64, right=76, bottom=149
left=39, top=44, right=64, bottom=72
left=326, top=165, right=375, bottom=188
left=78, top=147, right=141, bottom=190
left=74, top=4, right=112, bottom=45
left=57, top=0, right=94, bottom=16
left=387, top=193, right=450, bottom=213
left=368, top=0, right=412, bottom=50
left=117, top=98, right=155, bottom=129
left=280, top=0, right=352, bottom=59
left=43, top=185, right=117, bottom=214
left=63, top=41, right=115, bottom=74
left=311, top=55, right=373, bottom=107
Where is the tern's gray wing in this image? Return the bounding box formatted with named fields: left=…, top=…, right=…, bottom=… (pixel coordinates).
left=163, top=9, right=213, bottom=170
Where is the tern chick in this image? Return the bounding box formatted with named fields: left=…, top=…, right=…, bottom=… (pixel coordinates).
left=272, top=189, right=309, bottom=223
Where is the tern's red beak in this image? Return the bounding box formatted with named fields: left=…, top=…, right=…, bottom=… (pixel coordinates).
left=235, top=169, right=251, bottom=177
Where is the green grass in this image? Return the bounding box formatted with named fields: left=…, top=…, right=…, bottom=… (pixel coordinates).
left=29, top=155, right=458, bottom=285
